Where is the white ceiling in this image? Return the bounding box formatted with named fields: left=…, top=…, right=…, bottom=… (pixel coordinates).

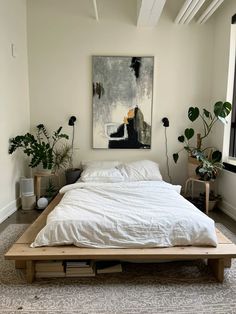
left=92, top=0, right=225, bottom=27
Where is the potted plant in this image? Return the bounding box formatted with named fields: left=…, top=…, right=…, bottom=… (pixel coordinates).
left=9, top=124, right=71, bottom=173
left=199, top=191, right=222, bottom=211
left=173, top=101, right=232, bottom=179
left=194, top=150, right=223, bottom=181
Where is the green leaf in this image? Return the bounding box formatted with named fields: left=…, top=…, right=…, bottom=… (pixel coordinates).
left=173, top=153, right=179, bottom=163
left=188, top=107, right=199, bottom=122
left=178, top=135, right=185, bottom=143
left=58, top=134, right=69, bottom=140
left=203, top=109, right=211, bottom=118
left=212, top=150, right=222, bottom=162
left=184, top=128, right=194, bottom=140
left=214, top=101, right=232, bottom=118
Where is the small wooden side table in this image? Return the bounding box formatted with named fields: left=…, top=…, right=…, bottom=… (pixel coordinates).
left=184, top=176, right=210, bottom=215
left=34, top=172, right=54, bottom=200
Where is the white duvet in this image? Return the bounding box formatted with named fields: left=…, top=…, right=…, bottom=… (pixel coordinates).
left=31, top=181, right=217, bottom=248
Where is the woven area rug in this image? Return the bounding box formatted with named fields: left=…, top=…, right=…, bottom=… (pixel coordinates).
left=1, top=224, right=236, bottom=314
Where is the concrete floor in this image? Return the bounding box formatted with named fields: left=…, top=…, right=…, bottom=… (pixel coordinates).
left=1, top=207, right=236, bottom=235
left=0, top=208, right=40, bottom=233
left=210, top=209, right=236, bottom=233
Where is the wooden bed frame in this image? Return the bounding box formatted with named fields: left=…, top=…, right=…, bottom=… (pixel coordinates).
left=5, top=194, right=236, bottom=283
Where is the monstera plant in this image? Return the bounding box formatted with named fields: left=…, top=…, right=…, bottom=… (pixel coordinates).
left=173, top=101, right=232, bottom=180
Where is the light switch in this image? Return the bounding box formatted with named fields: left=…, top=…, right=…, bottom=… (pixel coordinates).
left=11, top=43, right=17, bottom=58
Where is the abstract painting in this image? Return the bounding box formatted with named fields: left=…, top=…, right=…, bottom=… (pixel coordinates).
left=92, top=56, right=153, bottom=149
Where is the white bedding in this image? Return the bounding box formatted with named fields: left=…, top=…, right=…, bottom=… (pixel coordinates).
left=31, top=181, right=217, bottom=248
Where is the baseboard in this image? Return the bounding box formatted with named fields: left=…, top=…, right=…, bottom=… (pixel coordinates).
left=219, top=200, right=236, bottom=221
left=0, top=198, right=20, bottom=224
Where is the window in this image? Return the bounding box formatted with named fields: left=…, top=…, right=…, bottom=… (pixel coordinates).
left=229, top=14, right=236, bottom=158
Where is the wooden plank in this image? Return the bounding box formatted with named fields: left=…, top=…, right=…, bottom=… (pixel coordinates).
left=26, top=260, right=35, bottom=283
left=224, top=258, right=232, bottom=268
left=34, top=175, right=42, bottom=199
left=40, top=193, right=63, bottom=216
left=137, top=0, right=166, bottom=27
left=93, top=0, right=99, bottom=21
left=15, top=260, right=26, bottom=269
left=188, top=156, right=200, bottom=165
left=5, top=243, right=236, bottom=261
left=208, top=258, right=225, bottom=282
left=216, top=229, right=232, bottom=244
left=16, top=214, right=47, bottom=244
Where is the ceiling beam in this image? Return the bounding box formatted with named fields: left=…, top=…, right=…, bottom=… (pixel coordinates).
left=175, top=0, right=206, bottom=24
left=137, top=0, right=166, bottom=27
left=197, top=0, right=224, bottom=24
left=93, top=0, right=99, bottom=22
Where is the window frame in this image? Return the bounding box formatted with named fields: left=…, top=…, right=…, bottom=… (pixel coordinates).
left=229, top=14, right=236, bottom=159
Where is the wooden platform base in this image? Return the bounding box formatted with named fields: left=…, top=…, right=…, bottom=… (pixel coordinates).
left=5, top=194, right=236, bottom=283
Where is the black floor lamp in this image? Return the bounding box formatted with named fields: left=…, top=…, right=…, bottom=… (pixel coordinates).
left=65, top=116, right=81, bottom=184
left=162, top=117, right=172, bottom=183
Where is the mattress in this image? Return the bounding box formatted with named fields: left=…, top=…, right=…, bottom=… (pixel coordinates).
left=31, top=181, right=217, bottom=248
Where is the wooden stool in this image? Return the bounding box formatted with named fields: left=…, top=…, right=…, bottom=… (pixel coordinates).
left=34, top=172, right=55, bottom=199
left=184, top=177, right=210, bottom=215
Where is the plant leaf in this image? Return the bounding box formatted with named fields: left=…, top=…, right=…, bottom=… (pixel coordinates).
left=214, top=101, right=232, bottom=118
left=212, top=150, right=222, bottom=162
left=203, top=109, right=211, bottom=118
left=173, top=153, right=179, bottom=163
left=178, top=135, right=185, bottom=143
left=188, top=107, right=199, bottom=122
left=184, top=128, right=194, bottom=140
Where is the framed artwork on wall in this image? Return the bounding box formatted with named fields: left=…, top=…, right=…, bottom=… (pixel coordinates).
left=92, top=56, right=154, bottom=149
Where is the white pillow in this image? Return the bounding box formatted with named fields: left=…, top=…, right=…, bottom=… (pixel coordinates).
left=81, top=160, right=122, bottom=170
left=80, top=167, right=124, bottom=183
left=118, top=160, right=162, bottom=182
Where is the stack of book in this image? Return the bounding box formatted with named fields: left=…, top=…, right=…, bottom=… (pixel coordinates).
left=65, top=260, right=95, bottom=277
left=35, top=261, right=65, bottom=278
left=34, top=260, right=122, bottom=278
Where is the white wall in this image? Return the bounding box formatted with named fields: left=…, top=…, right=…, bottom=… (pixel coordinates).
left=27, top=0, right=215, bottom=185
left=0, top=0, right=30, bottom=222
left=211, top=0, right=236, bottom=219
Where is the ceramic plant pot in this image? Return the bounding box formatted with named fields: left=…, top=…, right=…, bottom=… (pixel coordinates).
left=65, top=168, right=81, bottom=185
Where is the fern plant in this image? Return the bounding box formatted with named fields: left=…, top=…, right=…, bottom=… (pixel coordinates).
left=9, top=124, right=70, bottom=172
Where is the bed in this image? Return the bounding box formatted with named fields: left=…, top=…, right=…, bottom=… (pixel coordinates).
left=31, top=180, right=217, bottom=248
left=5, top=160, right=236, bottom=283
